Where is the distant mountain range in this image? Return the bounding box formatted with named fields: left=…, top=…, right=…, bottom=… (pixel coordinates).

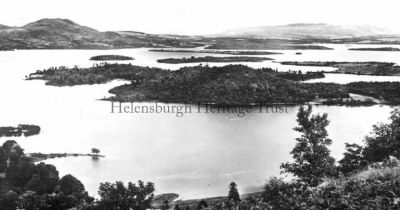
left=219, top=23, right=397, bottom=39
left=0, top=18, right=202, bottom=50
left=1, top=19, right=399, bottom=51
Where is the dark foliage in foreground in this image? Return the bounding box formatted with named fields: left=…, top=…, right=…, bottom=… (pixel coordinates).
left=198, top=108, right=400, bottom=210
left=0, top=140, right=93, bottom=209
left=0, top=139, right=154, bottom=210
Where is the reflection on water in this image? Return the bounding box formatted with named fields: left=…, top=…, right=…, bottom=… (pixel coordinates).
left=0, top=46, right=398, bottom=199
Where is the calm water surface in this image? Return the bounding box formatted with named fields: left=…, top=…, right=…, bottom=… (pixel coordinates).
left=0, top=46, right=398, bottom=199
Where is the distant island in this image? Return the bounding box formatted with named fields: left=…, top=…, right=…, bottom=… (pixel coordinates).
left=280, top=61, right=400, bottom=76
left=157, top=56, right=273, bottom=64
left=348, top=47, right=400, bottom=51
left=90, top=55, right=134, bottom=61
left=150, top=49, right=282, bottom=55
left=205, top=38, right=334, bottom=50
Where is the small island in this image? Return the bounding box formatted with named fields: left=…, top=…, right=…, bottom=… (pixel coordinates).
left=157, top=56, right=273, bottom=64
left=90, top=55, right=134, bottom=61
left=348, top=47, right=400, bottom=51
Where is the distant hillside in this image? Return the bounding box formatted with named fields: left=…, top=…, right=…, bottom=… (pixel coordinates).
left=0, top=24, right=9, bottom=29
left=219, top=23, right=396, bottom=39
left=0, top=18, right=203, bottom=50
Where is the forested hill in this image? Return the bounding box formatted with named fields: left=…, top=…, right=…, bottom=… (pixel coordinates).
left=110, top=65, right=348, bottom=105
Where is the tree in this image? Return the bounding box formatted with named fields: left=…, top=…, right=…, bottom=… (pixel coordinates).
left=91, top=148, right=100, bottom=155
left=24, top=163, right=59, bottom=194
left=161, top=200, right=170, bottom=210
left=281, top=105, right=336, bottom=186
left=91, top=148, right=100, bottom=160
left=196, top=200, right=208, bottom=210
left=174, top=204, right=181, bottom=210
left=59, top=174, right=86, bottom=199
left=97, top=180, right=155, bottom=210
left=228, top=182, right=240, bottom=202
left=0, top=191, right=19, bottom=210
left=338, top=143, right=368, bottom=175
left=263, top=177, right=299, bottom=209
left=363, top=108, right=400, bottom=162
left=18, top=191, right=45, bottom=210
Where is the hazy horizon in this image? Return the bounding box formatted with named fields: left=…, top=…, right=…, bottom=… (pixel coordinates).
left=1, top=0, right=400, bottom=35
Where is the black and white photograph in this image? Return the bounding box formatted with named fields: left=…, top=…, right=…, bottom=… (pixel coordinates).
left=2, top=0, right=400, bottom=209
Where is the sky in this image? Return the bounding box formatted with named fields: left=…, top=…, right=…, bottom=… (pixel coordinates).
left=1, top=0, right=400, bottom=35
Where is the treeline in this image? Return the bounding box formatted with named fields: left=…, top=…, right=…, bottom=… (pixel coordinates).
left=321, top=98, right=376, bottom=106
left=275, top=70, right=325, bottom=81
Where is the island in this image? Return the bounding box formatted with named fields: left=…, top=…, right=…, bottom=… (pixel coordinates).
left=27, top=63, right=349, bottom=106
left=348, top=47, right=400, bottom=51
left=0, top=124, right=41, bottom=137
left=157, top=56, right=273, bottom=64
left=279, top=61, right=400, bottom=76
left=90, top=55, right=134, bottom=61
left=149, top=49, right=282, bottom=55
